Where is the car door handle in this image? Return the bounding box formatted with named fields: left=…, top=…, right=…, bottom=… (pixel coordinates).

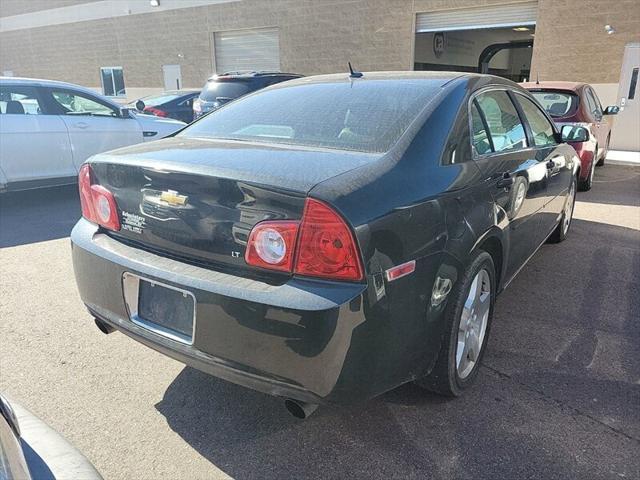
left=73, top=122, right=89, bottom=129
left=496, top=172, right=513, bottom=188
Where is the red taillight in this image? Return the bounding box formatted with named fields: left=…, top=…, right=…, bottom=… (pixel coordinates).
left=245, top=221, right=299, bottom=272
left=91, top=185, right=120, bottom=231
left=143, top=106, right=168, bottom=117
left=78, top=164, right=120, bottom=231
left=294, top=199, right=363, bottom=281
left=78, top=164, right=97, bottom=223
left=244, top=198, right=364, bottom=281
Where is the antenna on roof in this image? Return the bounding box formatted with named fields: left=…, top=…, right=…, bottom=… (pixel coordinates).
left=536, top=73, right=540, bottom=85
left=348, top=62, right=363, bottom=78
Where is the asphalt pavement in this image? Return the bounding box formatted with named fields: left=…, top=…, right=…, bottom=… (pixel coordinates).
left=1, top=164, right=638, bottom=480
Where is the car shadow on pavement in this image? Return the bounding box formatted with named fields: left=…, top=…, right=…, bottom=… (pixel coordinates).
left=155, top=217, right=639, bottom=480
left=0, top=185, right=80, bottom=247
left=155, top=356, right=640, bottom=480
left=577, top=164, right=640, bottom=207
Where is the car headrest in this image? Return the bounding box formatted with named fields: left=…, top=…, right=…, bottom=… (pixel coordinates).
left=548, top=102, right=567, bottom=116
left=6, top=101, right=25, bottom=114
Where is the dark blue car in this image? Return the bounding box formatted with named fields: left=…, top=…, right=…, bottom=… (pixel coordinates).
left=131, top=89, right=200, bottom=124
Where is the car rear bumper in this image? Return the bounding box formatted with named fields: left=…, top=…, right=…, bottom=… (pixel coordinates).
left=71, top=219, right=375, bottom=405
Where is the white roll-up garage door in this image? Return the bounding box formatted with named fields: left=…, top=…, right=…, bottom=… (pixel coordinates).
left=416, top=1, right=538, bottom=33
left=213, top=27, right=280, bottom=74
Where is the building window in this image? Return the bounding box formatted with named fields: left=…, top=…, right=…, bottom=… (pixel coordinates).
left=100, top=67, right=126, bottom=97
left=629, top=67, right=639, bottom=100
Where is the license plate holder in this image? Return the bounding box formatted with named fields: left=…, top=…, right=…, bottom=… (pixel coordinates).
left=122, top=273, right=196, bottom=345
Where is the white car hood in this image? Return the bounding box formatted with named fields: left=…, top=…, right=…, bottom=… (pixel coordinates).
left=133, top=112, right=185, bottom=140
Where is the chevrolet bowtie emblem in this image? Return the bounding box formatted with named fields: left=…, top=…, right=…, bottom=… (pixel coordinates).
left=160, top=190, right=188, bottom=206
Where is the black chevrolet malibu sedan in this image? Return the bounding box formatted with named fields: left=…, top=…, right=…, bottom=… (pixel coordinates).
left=72, top=72, right=581, bottom=418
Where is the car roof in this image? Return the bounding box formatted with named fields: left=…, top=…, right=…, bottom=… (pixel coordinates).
left=263, top=71, right=511, bottom=89
left=207, top=71, right=303, bottom=80
left=0, top=76, right=121, bottom=107
left=520, top=81, right=587, bottom=92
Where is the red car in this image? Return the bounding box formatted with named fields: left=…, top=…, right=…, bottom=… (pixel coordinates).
left=521, top=81, right=619, bottom=190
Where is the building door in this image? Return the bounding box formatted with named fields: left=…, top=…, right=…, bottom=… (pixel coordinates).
left=162, top=65, right=182, bottom=91
left=611, top=43, right=640, bottom=152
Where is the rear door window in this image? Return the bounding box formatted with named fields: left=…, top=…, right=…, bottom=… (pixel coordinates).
left=0, top=85, right=44, bottom=115
left=516, top=94, right=557, bottom=147
left=470, top=101, right=493, bottom=155
left=585, top=87, right=603, bottom=120
left=474, top=90, right=527, bottom=153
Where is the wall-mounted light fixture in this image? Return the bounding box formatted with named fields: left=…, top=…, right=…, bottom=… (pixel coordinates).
left=604, top=24, right=616, bottom=35
left=512, top=26, right=530, bottom=32
left=150, top=0, right=160, bottom=7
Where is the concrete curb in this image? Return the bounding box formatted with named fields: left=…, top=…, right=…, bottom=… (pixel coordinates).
left=606, top=150, right=640, bottom=165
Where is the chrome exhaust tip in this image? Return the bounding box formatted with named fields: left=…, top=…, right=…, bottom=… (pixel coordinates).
left=94, top=318, right=115, bottom=334
left=284, top=399, right=318, bottom=419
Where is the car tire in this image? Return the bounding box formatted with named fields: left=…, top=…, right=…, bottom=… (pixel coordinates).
left=415, top=250, right=496, bottom=397
left=578, top=155, right=595, bottom=191
left=549, top=176, right=577, bottom=243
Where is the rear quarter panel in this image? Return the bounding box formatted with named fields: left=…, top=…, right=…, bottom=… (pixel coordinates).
left=310, top=79, right=499, bottom=388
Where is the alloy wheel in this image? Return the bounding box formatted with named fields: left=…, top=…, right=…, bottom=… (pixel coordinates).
left=456, top=269, right=491, bottom=379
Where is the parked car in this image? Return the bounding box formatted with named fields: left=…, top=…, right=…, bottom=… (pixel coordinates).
left=0, top=393, right=102, bottom=479
left=521, top=81, right=619, bottom=190
left=129, top=89, right=200, bottom=124
left=192, top=71, right=302, bottom=119
left=0, top=77, right=185, bottom=192
left=71, top=72, right=582, bottom=418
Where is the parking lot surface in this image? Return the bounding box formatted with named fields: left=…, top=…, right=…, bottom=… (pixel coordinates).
left=1, top=164, right=639, bottom=480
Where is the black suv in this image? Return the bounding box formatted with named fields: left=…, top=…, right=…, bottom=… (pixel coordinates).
left=192, top=71, right=302, bottom=119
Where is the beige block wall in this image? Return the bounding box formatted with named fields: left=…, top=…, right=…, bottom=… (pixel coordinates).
left=0, top=0, right=94, bottom=17
left=0, top=0, right=417, bottom=98
left=591, top=83, right=619, bottom=107
left=531, top=0, right=640, bottom=84
left=1, top=0, right=638, bottom=102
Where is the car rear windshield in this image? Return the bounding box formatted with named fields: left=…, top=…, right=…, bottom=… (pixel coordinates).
left=182, top=80, right=441, bottom=153
left=530, top=90, right=579, bottom=118
left=139, top=93, right=182, bottom=107
left=200, top=80, right=252, bottom=102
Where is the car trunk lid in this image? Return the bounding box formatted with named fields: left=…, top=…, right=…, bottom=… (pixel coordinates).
left=89, top=137, right=375, bottom=275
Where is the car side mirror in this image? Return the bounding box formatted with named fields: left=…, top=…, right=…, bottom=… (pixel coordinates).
left=561, top=124, right=590, bottom=143
left=604, top=105, right=619, bottom=115
left=135, top=100, right=146, bottom=112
